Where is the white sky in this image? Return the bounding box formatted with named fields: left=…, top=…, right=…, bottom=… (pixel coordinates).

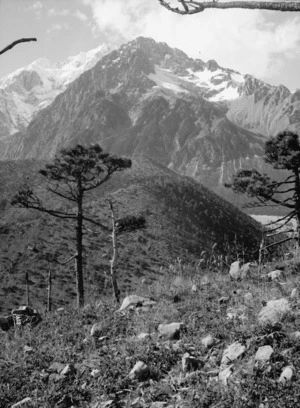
left=1, top=0, right=300, bottom=90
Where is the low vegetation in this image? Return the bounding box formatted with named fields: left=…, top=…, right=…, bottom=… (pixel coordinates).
left=1, top=250, right=300, bottom=407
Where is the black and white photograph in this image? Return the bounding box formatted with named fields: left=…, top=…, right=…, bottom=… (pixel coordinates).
left=1, top=1, right=300, bottom=406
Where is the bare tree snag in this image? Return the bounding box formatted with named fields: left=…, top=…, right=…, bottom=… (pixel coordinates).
left=158, top=1, right=300, bottom=15
left=25, top=272, right=30, bottom=307
left=108, top=199, right=120, bottom=304
left=47, top=265, right=52, bottom=312
left=0, top=38, right=37, bottom=56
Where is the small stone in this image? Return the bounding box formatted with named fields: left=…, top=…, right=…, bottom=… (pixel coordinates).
left=255, top=346, right=273, bottom=362
left=118, top=295, right=156, bottom=312
left=266, top=270, right=282, bottom=280
left=229, top=261, right=241, bottom=280
left=290, top=331, right=300, bottom=340
left=137, top=332, right=151, bottom=340
left=191, top=284, right=197, bottom=293
left=201, top=334, right=215, bottom=350
left=128, top=361, right=149, bottom=381
left=48, top=362, right=65, bottom=374
left=182, top=352, right=200, bottom=372
left=90, top=320, right=110, bottom=337
left=221, top=342, right=246, bottom=369
left=200, top=274, right=211, bottom=286
left=219, top=365, right=233, bottom=386
left=244, top=292, right=254, bottom=306
left=11, top=397, right=32, bottom=408
left=291, top=288, right=299, bottom=299
left=158, top=322, right=185, bottom=340
left=278, top=365, right=293, bottom=385
left=91, top=369, right=100, bottom=378
left=61, top=364, right=76, bottom=376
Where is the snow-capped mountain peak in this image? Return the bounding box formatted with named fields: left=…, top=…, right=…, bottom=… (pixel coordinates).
left=0, top=43, right=114, bottom=136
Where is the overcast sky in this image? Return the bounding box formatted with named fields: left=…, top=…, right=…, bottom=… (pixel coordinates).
left=1, top=0, right=300, bottom=91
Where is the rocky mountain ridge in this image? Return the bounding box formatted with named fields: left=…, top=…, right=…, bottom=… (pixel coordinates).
left=1, top=37, right=299, bottom=189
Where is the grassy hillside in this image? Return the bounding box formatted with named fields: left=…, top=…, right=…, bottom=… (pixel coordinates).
left=0, top=156, right=261, bottom=313
left=1, top=255, right=300, bottom=407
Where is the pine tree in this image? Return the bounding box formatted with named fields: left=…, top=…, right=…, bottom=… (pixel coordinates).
left=227, top=131, right=300, bottom=244
left=12, top=144, right=132, bottom=307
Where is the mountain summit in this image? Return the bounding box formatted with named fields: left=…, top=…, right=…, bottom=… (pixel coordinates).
left=1, top=37, right=300, bottom=189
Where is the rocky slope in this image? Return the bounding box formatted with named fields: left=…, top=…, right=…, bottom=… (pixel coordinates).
left=1, top=37, right=299, bottom=190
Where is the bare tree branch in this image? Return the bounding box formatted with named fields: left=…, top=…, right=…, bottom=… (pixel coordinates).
left=158, top=0, right=300, bottom=15
left=0, top=38, right=37, bottom=56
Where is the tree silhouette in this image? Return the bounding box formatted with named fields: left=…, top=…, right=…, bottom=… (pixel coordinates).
left=226, top=131, right=300, bottom=244
left=0, top=38, right=37, bottom=56
left=158, top=0, right=300, bottom=15
left=11, top=144, right=132, bottom=307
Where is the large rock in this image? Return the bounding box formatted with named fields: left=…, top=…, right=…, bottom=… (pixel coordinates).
left=118, top=295, right=156, bottom=312
left=158, top=322, right=185, bottom=340
left=258, top=298, right=291, bottom=326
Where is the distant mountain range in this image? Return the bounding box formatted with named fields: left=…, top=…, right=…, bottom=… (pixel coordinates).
left=1, top=37, right=298, bottom=191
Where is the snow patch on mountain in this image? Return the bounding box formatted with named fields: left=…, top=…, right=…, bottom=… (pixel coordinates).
left=0, top=44, right=114, bottom=137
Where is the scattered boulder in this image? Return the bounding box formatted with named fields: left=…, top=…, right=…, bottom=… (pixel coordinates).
left=229, top=261, right=241, bottom=280
left=201, top=334, right=215, bottom=350
left=48, top=362, right=66, bottom=374
left=91, top=369, right=101, bottom=378
left=182, top=352, right=200, bottom=372
left=90, top=319, right=110, bottom=339
left=278, top=365, right=293, bottom=385
left=158, top=322, right=185, bottom=340
left=265, top=270, right=283, bottom=281
left=291, top=288, right=299, bottom=299
left=255, top=346, right=273, bottom=363
left=118, top=295, right=156, bottom=312
left=229, top=261, right=252, bottom=280
left=191, top=284, right=197, bottom=293
left=290, top=331, right=300, bottom=340
left=258, top=298, right=291, bottom=326
left=137, top=332, right=151, bottom=340
left=128, top=361, right=149, bottom=381
left=60, top=363, right=76, bottom=376
left=219, top=365, right=234, bottom=386
left=220, top=342, right=246, bottom=369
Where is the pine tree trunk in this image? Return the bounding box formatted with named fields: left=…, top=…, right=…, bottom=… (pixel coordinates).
left=76, top=190, right=85, bottom=308
left=47, top=265, right=52, bottom=312
left=25, top=272, right=29, bottom=306
left=109, top=200, right=120, bottom=303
